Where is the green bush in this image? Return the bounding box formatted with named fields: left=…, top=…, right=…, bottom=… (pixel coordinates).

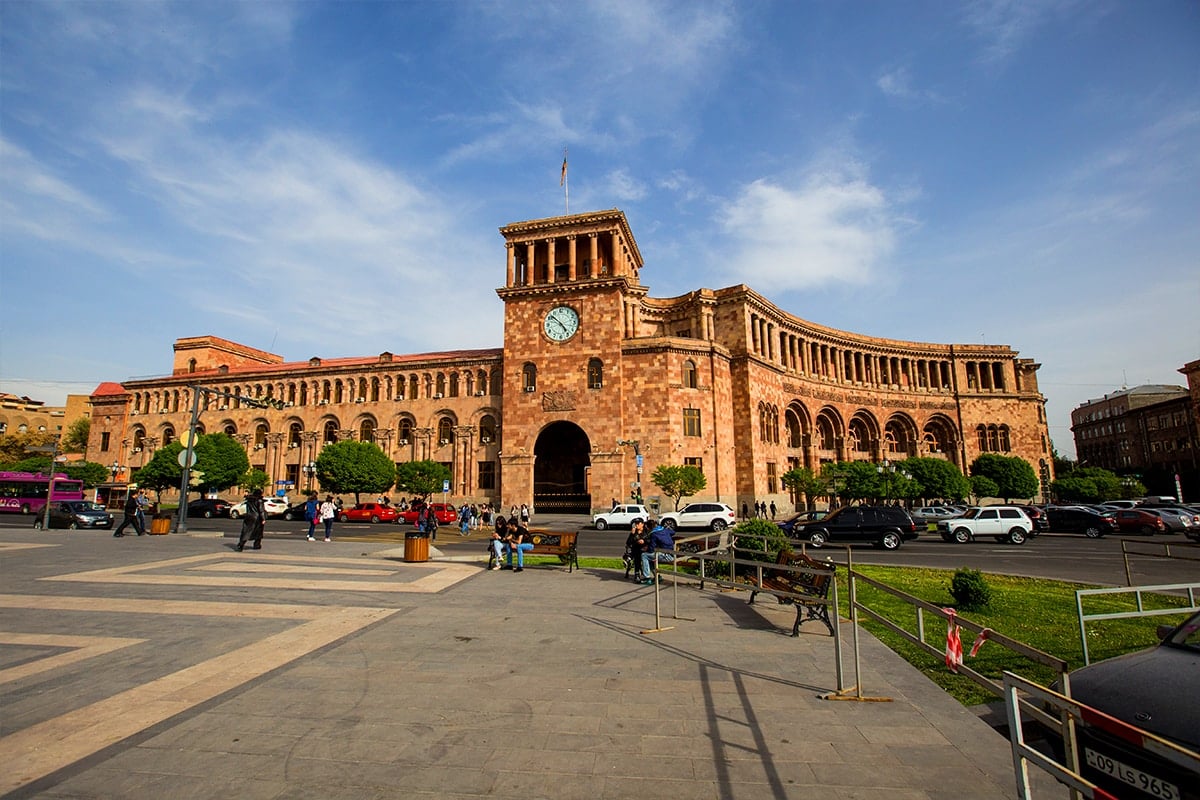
left=949, top=567, right=992, bottom=611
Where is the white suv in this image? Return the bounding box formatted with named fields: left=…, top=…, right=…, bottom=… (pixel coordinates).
left=229, top=496, right=289, bottom=519
left=936, top=505, right=1033, bottom=544
left=659, top=502, right=737, bottom=531
left=592, top=504, right=649, bottom=530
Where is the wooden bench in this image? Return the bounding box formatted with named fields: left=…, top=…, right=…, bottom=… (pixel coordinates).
left=748, top=550, right=836, bottom=636
left=486, top=531, right=580, bottom=572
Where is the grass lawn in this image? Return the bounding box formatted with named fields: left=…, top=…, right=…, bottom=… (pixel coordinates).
left=550, top=556, right=1194, bottom=707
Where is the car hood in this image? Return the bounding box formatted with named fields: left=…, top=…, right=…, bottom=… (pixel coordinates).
left=1069, top=645, right=1200, bottom=749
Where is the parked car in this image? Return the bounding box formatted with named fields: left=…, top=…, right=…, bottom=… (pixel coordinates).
left=1017, top=505, right=1048, bottom=534
left=1043, top=506, right=1117, bottom=538
left=936, top=506, right=1033, bottom=544
left=592, top=504, right=650, bottom=530
left=1142, top=507, right=1194, bottom=533
left=776, top=509, right=828, bottom=535
left=790, top=505, right=919, bottom=550
left=229, top=496, right=289, bottom=518
left=658, top=502, right=738, bottom=531
left=281, top=500, right=314, bottom=521
left=1059, top=610, right=1200, bottom=800
left=186, top=498, right=231, bottom=519
left=1110, top=508, right=1168, bottom=535
left=31, top=501, right=114, bottom=530
left=339, top=502, right=399, bottom=524
left=398, top=503, right=459, bottom=526
left=910, top=506, right=962, bottom=523
left=1100, top=500, right=1139, bottom=509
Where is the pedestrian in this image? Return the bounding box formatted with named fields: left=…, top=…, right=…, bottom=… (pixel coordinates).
left=113, top=490, right=144, bottom=537
left=612, top=497, right=620, bottom=510
left=741, top=501, right=749, bottom=520
left=135, top=490, right=150, bottom=532
left=319, top=494, right=336, bottom=541
left=236, top=489, right=265, bottom=551
left=623, top=518, right=647, bottom=581
left=520, top=503, right=530, bottom=524
left=459, top=503, right=470, bottom=536
left=769, top=501, right=777, bottom=520
left=304, top=493, right=319, bottom=541
left=639, top=518, right=675, bottom=584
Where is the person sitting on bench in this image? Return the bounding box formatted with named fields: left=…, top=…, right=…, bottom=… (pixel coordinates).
left=505, top=516, right=533, bottom=572
left=639, top=518, right=675, bottom=584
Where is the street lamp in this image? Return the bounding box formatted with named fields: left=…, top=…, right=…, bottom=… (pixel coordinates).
left=109, top=461, right=124, bottom=483
left=302, top=461, right=317, bottom=492
left=876, top=459, right=912, bottom=505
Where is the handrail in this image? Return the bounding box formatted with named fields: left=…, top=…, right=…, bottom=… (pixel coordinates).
left=1074, top=581, right=1200, bottom=664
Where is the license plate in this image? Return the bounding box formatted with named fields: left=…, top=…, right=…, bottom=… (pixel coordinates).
left=1084, top=747, right=1180, bottom=800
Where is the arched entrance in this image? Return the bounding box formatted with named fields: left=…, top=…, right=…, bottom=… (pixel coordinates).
left=533, top=421, right=592, bottom=513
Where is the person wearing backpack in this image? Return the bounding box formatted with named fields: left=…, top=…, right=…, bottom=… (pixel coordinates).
left=304, top=493, right=319, bottom=541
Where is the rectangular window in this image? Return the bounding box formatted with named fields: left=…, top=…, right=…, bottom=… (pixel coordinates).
left=682, top=408, right=701, bottom=437
left=683, top=457, right=703, bottom=474
left=100, top=431, right=110, bottom=452
left=478, top=461, right=495, bottom=490
left=766, top=462, right=777, bottom=493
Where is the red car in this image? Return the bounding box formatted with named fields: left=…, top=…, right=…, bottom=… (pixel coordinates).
left=398, top=503, right=459, bottom=526
left=338, top=503, right=399, bottom=524
left=1111, top=508, right=1168, bottom=535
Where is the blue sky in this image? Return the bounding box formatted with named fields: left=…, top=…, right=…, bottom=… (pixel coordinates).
left=2, top=1, right=1198, bottom=459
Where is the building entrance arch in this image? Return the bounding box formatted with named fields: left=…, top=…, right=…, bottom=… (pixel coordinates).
left=533, top=421, right=592, bottom=513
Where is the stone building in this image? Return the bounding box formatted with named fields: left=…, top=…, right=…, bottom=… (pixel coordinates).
left=0, top=393, right=91, bottom=446
left=86, top=209, right=1051, bottom=511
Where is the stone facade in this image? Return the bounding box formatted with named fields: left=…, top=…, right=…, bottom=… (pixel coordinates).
left=86, top=209, right=1051, bottom=511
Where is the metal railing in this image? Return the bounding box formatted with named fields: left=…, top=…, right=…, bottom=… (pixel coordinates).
left=1075, top=581, right=1200, bottom=664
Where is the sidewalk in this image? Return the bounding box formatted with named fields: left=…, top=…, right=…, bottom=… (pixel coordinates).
left=1, top=529, right=1065, bottom=799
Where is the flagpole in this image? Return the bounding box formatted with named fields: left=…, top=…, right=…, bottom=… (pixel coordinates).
left=561, top=148, right=569, bottom=214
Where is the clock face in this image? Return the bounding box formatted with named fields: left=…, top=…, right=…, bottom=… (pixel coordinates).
left=543, top=305, right=580, bottom=342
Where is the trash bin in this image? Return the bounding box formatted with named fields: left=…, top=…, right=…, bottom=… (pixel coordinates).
left=404, top=531, right=429, bottom=562
left=150, top=513, right=172, bottom=535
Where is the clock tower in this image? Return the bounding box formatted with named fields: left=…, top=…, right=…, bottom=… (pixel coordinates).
left=496, top=209, right=645, bottom=513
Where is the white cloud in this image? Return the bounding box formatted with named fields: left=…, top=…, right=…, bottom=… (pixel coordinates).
left=876, top=66, right=944, bottom=104
left=604, top=168, right=647, bottom=202
left=715, top=167, right=898, bottom=290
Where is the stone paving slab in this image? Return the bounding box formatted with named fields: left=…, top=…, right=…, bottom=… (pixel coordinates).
left=0, top=529, right=1067, bottom=799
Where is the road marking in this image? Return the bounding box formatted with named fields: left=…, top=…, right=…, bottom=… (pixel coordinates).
left=0, top=633, right=145, bottom=685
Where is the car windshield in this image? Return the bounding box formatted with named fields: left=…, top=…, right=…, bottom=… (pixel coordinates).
left=65, top=501, right=93, bottom=512
left=1166, top=612, right=1200, bottom=652
left=959, top=508, right=983, bottom=520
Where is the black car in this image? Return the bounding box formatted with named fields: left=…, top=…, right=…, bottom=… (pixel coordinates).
left=1062, top=611, right=1200, bottom=800
left=32, top=501, right=114, bottom=529
left=281, top=500, right=313, bottom=521
left=1044, top=506, right=1117, bottom=538
left=186, top=498, right=231, bottom=519
left=1017, top=505, right=1048, bottom=534
left=776, top=509, right=827, bottom=535
left=791, top=505, right=918, bottom=550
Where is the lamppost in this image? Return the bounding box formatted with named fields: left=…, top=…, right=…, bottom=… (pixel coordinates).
left=109, top=461, right=124, bottom=483
left=617, top=439, right=642, bottom=504
left=876, top=459, right=912, bottom=505
left=302, top=461, right=317, bottom=492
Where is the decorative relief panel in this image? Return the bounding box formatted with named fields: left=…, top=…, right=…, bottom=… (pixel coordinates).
left=541, top=390, right=577, bottom=412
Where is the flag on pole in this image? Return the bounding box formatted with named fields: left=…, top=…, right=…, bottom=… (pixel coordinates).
left=560, top=152, right=568, bottom=186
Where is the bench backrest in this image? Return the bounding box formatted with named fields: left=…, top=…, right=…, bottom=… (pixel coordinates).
left=528, top=531, right=576, bottom=549
left=775, top=549, right=835, bottom=595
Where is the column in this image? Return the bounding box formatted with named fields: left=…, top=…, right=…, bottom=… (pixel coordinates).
left=524, top=242, right=535, bottom=285
left=567, top=235, right=577, bottom=281
left=546, top=238, right=556, bottom=283
left=589, top=234, right=598, bottom=277
left=506, top=242, right=515, bottom=287
left=611, top=231, right=621, bottom=276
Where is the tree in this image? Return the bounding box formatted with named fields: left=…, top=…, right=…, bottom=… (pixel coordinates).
left=63, top=461, right=110, bottom=488
left=317, top=440, right=396, bottom=503
left=132, top=443, right=183, bottom=497
left=1051, top=475, right=1098, bottom=503
left=820, top=461, right=884, bottom=504
left=781, top=466, right=825, bottom=510
left=651, top=464, right=707, bottom=510
left=969, top=474, right=999, bottom=502
left=62, top=417, right=90, bottom=453
left=970, top=454, right=1038, bottom=501
left=240, top=469, right=270, bottom=493
left=192, top=433, right=251, bottom=494
left=903, top=457, right=970, bottom=503
left=0, top=430, right=58, bottom=464
left=394, top=459, right=452, bottom=500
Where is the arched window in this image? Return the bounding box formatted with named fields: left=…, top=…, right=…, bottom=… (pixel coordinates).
left=334, top=381, right=344, bottom=404
left=188, top=358, right=197, bottom=374
left=162, top=427, right=175, bottom=446
left=999, top=425, right=1011, bottom=452
left=323, top=420, right=338, bottom=444
left=397, top=419, right=413, bottom=445
left=360, top=419, right=375, bottom=442
left=358, top=378, right=368, bottom=399
left=522, top=362, right=537, bottom=392
left=435, top=374, right=446, bottom=398
left=255, top=423, right=268, bottom=449
left=682, top=359, right=697, bottom=389
left=371, top=378, right=381, bottom=402
left=437, top=417, right=454, bottom=445
left=289, top=422, right=302, bottom=448
left=409, top=375, right=419, bottom=399
left=449, top=373, right=459, bottom=397
left=224, top=423, right=237, bottom=437
left=587, top=358, right=603, bottom=389
left=133, top=428, right=146, bottom=451
left=479, top=415, right=497, bottom=445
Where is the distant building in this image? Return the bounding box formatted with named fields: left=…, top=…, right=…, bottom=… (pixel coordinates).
left=86, top=209, right=1052, bottom=509
left=0, top=392, right=91, bottom=444
left=1071, top=379, right=1198, bottom=499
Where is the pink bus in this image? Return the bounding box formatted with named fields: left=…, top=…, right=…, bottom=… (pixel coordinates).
left=0, top=471, right=85, bottom=515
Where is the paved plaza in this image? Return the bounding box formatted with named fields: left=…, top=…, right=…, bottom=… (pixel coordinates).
left=1, top=527, right=1066, bottom=799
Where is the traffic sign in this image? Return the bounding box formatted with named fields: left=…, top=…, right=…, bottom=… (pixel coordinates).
left=442, top=479, right=450, bottom=494
left=177, top=450, right=198, bottom=468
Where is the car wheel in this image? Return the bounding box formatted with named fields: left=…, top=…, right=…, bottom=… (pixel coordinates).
left=808, top=530, right=827, bottom=548
left=370, top=515, right=380, bottom=524
left=230, top=510, right=240, bottom=519
left=879, top=531, right=901, bottom=550
left=711, top=519, right=727, bottom=532
left=339, top=514, right=349, bottom=523
left=68, top=522, right=79, bottom=530
left=1139, top=525, right=1154, bottom=535
left=594, top=519, right=608, bottom=531
left=21, top=503, right=31, bottom=515
left=662, top=519, right=677, bottom=530
left=1008, top=528, right=1027, bottom=545
left=953, top=528, right=971, bottom=544
left=1084, top=526, right=1103, bottom=538
left=283, top=511, right=295, bottom=521
left=203, top=510, right=214, bottom=519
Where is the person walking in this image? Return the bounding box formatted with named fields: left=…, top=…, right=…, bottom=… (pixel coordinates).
left=304, top=493, right=319, bottom=541
left=236, top=489, right=265, bottom=551
left=741, top=501, right=749, bottom=520
left=319, top=494, right=336, bottom=542
left=769, top=501, right=777, bottom=520
left=113, top=490, right=144, bottom=537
